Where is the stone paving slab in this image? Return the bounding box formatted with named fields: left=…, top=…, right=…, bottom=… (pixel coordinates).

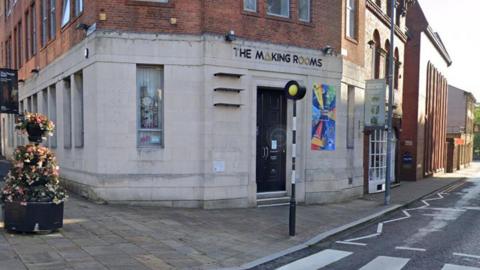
left=0, top=164, right=477, bottom=270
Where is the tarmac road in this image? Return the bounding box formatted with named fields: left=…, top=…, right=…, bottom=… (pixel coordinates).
left=256, top=172, right=480, bottom=270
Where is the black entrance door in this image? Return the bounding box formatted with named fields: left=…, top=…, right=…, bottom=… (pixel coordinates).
left=256, top=88, right=287, bottom=192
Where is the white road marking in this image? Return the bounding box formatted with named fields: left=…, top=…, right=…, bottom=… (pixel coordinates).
left=359, top=256, right=410, bottom=270
left=335, top=241, right=367, bottom=246
left=343, top=233, right=380, bottom=242
left=453, top=253, right=480, bottom=259
left=275, top=249, right=352, bottom=270
left=395, top=246, right=426, bottom=252
left=442, top=264, right=480, bottom=270
left=463, top=207, right=480, bottom=211
left=337, top=191, right=461, bottom=245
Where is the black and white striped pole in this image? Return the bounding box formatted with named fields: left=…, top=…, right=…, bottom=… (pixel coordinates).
left=284, top=81, right=306, bottom=236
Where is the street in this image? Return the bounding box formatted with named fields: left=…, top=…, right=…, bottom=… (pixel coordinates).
left=257, top=172, right=480, bottom=270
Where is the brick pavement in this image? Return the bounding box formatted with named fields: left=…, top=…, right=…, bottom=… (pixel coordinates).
left=0, top=163, right=477, bottom=270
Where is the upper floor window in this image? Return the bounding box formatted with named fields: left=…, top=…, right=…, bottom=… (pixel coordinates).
left=50, top=0, right=56, bottom=38
left=346, top=0, right=357, bottom=39
left=267, top=0, right=289, bottom=18
left=61, top=0, right=71, bottom=27
left=41, top=0, right=48, bottom=46
left=74, top=0, right=83, bottom=16
left=375, top=0, right=381, bottom=7
left=244, top=0, right=257, bottom=12
left=298, top=0, right=310, bottom=22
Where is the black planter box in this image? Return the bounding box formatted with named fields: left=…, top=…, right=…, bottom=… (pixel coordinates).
left=3, top=201, right=64, bottom=232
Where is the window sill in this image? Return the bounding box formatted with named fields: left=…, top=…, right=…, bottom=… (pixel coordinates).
left=242, top=10, right=260, bottom=18
left=297, top=20, right=314, bottom=27
left=40, top=38, right=57, bottom=52
left=345, top=36, right=358, bottom=45
left=126, top=0, right=175, bottom=8
left=265, top=14, right=292, bottom=23
left=60, top=14, right=83, bottom=33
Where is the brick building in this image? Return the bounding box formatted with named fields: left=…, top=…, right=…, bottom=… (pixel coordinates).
left=446, top=85, right=476, bottom=172
left=362, top=0, right=408, bottom=193
left=0, top=0, right=410, bottom=207
left=399, top=1, right=452, bottom=181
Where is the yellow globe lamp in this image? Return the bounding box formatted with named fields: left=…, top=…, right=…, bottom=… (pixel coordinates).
left=284, top=80, right=306, bottom=100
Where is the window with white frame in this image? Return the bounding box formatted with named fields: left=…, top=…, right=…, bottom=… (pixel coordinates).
left=244, top=0, right=257, bottom=12
left=61, top=0, right=71, bottom=27
left=137, top=66, right=164, bottom=147
left=346, top=0, right=356, bottom=39
left=267, top=0, right=289, bottom=17
left=298, top=0, right=310, bottom=22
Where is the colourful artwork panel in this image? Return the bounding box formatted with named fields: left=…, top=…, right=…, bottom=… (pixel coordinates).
left=311, top=84, right=336, bottom=151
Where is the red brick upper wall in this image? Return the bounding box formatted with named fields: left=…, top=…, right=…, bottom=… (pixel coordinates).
left=2, top=0, right=365, bottom=79
left=97, top=0, right=344, bottom=52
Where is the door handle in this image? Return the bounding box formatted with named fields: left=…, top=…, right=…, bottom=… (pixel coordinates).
left=263, top=146, right=267, bottom=159
left=266, top=147, right=270, bottom=159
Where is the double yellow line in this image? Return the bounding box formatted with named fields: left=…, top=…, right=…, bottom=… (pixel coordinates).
left=442, top=181, right=467, bottom=193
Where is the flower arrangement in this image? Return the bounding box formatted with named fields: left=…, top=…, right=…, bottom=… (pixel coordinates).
left=15, top=112, right=55, bottom=138
left=1, top=144, right=67, bottom=204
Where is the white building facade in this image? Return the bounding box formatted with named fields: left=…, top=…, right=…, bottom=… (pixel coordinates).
left=1, top=31, right=365, bottom=208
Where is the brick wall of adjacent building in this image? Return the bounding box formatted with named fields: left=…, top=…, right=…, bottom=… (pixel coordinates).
left=400, top=1, right=451, bottom=181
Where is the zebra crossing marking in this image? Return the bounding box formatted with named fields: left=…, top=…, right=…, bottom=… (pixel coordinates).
left=441, top=264, right=480, bottom=270
left=275, top=248, right=480, bottom=270
left=275, top=249, right=352, bottom=270
left=395, top=246, right=426, bottom=252
left=358, top=256, right=410, bottom=270
left=453, top=253, right=480, bottom=260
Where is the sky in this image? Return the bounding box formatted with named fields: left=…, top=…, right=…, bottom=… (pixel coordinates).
left=418, top=0, right=480, bottom=100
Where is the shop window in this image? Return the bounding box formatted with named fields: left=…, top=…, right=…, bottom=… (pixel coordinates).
left=137, top=66, right=164, bottom=147
left=62, top=0, right=71, bottom=27
left=63, top=77, right=72, bottom=149
left=298, top=0, right=310, bottom=22
left=73, top=72, right=84, bottom=148
left=244, top=0, right=257, bottom=12
left=267, top=0, right=289, bottom=18
left=48, top=85, right=57, bottom=148
left=346, top=0, right=357, bottom=39
left=347, top=86, right=355, bottom=149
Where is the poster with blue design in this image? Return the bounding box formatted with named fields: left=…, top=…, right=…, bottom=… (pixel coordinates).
left=311, top=84, right=336, bottom=151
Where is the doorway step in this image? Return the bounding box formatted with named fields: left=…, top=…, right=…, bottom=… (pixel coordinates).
left=257, top=191, right=290, bottom=207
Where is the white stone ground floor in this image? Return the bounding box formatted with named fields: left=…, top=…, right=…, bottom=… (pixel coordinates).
left=1, top=32, right=366, bottom=208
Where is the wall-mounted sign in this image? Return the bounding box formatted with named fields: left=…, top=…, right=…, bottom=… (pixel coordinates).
left=365, top=79, right=386, bottom=128
left=311, top=84, right=336, bottom=151
left=0, top=69, right=19, bottom=114
left=233, top=47, right=323, bottom=68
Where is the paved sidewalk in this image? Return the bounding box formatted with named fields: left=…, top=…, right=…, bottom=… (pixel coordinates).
left=0, top=164, right=478, bottom=270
